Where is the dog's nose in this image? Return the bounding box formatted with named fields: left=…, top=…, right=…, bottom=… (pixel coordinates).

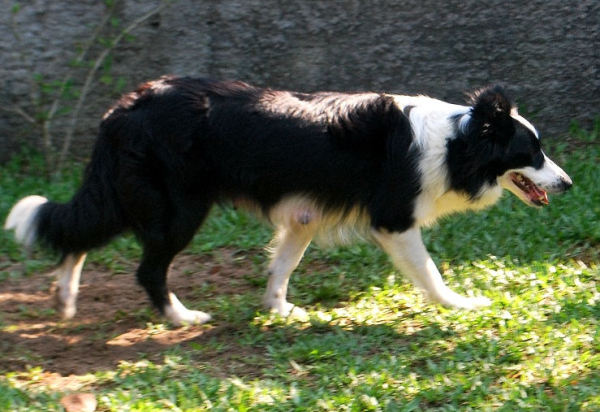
left=560, top=175, right=573, bottom=192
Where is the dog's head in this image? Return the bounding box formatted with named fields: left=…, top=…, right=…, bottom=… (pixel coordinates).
left=449, top=86, right=572, bottom=207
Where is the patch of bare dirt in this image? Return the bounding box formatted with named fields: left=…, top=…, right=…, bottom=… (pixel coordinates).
left=0, top=248, right=266, bottom=383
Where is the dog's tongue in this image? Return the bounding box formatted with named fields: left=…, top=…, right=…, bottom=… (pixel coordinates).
left=529, top=186, right=549, bottom=205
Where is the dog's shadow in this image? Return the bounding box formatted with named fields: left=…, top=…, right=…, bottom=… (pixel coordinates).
left=0, top=254, right=439, bottom=379
left=0, top=298, right=448, bottom=379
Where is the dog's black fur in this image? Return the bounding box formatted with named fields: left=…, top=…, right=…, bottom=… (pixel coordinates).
left=34, top=77, right=425, bottom=311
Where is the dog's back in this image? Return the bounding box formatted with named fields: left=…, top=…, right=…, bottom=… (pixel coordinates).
left=101, top=77, right=420, bottom=225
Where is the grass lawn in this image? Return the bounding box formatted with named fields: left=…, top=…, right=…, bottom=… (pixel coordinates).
left=0, top=122, right=599, bottom=411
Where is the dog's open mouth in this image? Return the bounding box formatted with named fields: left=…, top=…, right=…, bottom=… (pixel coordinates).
left=510, top=172, right=549, bottom=206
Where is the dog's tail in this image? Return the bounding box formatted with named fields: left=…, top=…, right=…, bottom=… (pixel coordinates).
left=5, top=132, right=125, bottom=255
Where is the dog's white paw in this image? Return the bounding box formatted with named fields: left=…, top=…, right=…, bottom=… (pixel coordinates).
left=55, top=299, right=77, bottom=320
left=427, top=289, right=491, bottom=310
left=53, top=285, right=77, bottom=319
left=165, top=293, right=211, bottom=326
left=457, top=295, right=492, bottom=310
left=443, top=295, right=491, bottom=310
left=168, top=309, right=212, bottom=326
left=58, top=301, right=77, bottom=320
left=265, top=299, right=309, bottom=321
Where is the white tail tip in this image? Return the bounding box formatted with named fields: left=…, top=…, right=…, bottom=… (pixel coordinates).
left=4, top=195, right=48, bottom=248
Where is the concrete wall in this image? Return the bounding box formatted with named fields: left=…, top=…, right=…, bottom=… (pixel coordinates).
left=1, top=0, right=598, bottom=162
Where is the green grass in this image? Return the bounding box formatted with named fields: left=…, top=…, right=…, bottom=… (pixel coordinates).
left=1, top=123, right=599, bottom=411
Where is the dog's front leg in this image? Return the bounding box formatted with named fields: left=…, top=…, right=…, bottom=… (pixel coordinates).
left=263, top=226, right=312, bottom=319
left=372, top=228, right=490, bottom=309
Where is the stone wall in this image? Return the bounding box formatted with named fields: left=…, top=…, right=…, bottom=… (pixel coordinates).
left=1, top=0, right=598, bottom=162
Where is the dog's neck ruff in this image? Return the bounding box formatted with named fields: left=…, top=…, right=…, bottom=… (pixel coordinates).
left=389, top=94, right=505, bottom=226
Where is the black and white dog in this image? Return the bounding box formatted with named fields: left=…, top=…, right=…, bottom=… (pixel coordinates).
left=5, top=77, right=572, bottom=325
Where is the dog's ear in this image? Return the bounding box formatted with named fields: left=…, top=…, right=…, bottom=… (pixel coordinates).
left=468, top=85, right=514, bottom=140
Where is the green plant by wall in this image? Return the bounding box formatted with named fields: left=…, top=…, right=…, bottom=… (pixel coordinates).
left=5, top=0, right=170, bottom=177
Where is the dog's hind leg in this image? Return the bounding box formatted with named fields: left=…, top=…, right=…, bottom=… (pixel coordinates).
left=372, top=228, right=491, bottom=309
left=139, top=242, right=212, bottom=325
left=136, top=249, right=212, bottom=326
left=133, top=197, right=212, bottom=326
left=54, top=252, right=87, bottom=319
left=263, top=225, right=314, bottom=318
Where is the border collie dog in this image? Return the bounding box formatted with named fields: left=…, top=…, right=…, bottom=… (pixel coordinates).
left=5, top=77, right=572, bottom=325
